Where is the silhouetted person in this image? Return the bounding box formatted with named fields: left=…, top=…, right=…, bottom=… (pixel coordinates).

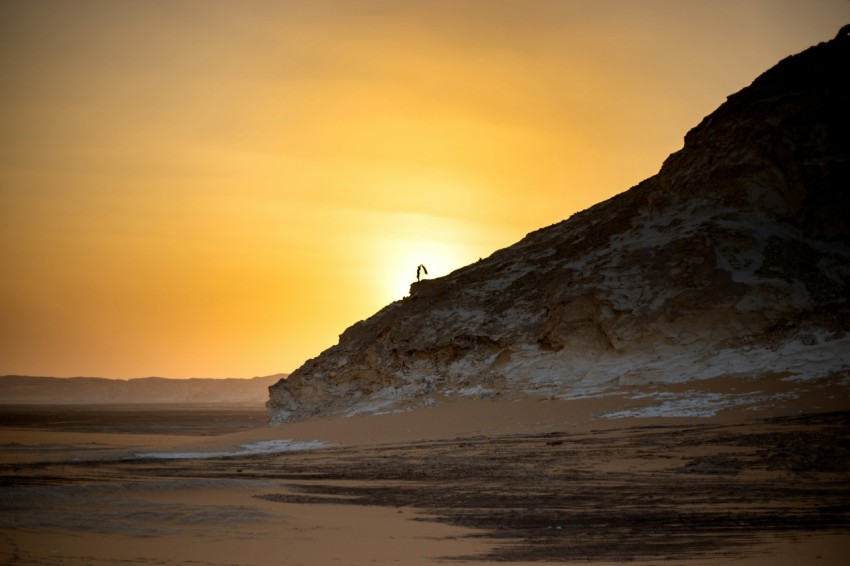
left=416, top=264, right=428, bottom=282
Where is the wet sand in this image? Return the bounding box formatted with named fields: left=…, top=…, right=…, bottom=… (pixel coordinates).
left=1, top=375, right=849, bottom=565
left=0, top=404, right=270, bottom=435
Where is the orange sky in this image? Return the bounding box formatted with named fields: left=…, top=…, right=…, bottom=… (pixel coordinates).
left=1, top=1, right=847, bottom=378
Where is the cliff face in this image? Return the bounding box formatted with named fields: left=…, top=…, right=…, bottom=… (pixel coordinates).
left=268, top=31, right=850, bottom=422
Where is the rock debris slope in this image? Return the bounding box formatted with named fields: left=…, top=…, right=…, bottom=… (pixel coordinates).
left=268, top=30, right=850, bottom=422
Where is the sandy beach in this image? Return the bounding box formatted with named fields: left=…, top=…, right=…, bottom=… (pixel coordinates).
left=1, top=374, right=849, bottom=565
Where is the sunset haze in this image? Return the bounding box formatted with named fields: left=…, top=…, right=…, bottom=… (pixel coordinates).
left=1, top=0, right=847, bottom=378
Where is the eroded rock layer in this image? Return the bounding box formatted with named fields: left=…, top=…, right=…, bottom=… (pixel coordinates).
left=268, top=31, right=850, bottom=422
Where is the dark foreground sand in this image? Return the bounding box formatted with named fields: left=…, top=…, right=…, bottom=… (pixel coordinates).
left=1, top=375, right=849, bottom=565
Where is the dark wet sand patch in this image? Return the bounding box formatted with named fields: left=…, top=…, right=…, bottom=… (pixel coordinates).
left=2, top=410, right=848, bottom=562
left=0, top=404, right=268, bottom=435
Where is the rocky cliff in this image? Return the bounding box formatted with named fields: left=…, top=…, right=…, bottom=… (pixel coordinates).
left=268, top=30, right=850, bottom=422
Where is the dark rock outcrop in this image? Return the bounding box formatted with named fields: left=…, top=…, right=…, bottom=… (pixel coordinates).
left=269, top=31, right=850, bottom=422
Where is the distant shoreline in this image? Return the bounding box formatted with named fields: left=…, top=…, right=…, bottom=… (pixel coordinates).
left=0, top=374, right=285, bottom=406
left=0, top=403, right=269, bottom=436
